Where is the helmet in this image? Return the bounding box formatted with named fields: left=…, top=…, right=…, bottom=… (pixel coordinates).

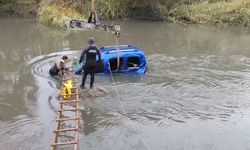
left=88, top=37, right=95, bottom=46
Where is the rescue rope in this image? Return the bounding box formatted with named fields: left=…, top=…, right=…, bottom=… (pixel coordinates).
left=116, top=34, right=120, bottom=71
left=108, top=67, right=151, bottom=150
left=107, top=35, right=151, bottom=150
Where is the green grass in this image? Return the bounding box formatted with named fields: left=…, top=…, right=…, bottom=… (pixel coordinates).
left=35, top=0, right=250, bottom=27
left=96, top=0, right=130, bottom=19
left=0, top=2, right=13, bottom=11
left=96, top=0, right=156, bottom=19
left=38, top=3, right=86, bottom=27
left=170, top=0, right=250, bottom=26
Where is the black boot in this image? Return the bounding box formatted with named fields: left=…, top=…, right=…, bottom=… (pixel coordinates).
left=80, top=84, right=85, bottom=89
left=81, top=73, right=87, bottom=89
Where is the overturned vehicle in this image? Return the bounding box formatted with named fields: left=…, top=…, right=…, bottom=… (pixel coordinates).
left=75, top=45, right=147, bottom=75
left=67, top=19, right=120, bottom=36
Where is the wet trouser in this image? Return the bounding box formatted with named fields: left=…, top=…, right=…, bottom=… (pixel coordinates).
left=81, top=65, right=96, bottom=88
left=49, top=65, right=59, bottom=76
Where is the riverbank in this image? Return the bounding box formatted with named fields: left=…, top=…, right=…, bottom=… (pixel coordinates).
left=1, top=0, right=250, bottom=27
left=0, top=1, right=13, bottom=16
left=171, top=0, right=250, bottom=26
left=38, top=3, right=86, bottom=27
left=0, top=0, right=39, bottom=17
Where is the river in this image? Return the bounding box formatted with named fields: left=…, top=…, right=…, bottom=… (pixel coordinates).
left=0, top=18, right=250, bottom=150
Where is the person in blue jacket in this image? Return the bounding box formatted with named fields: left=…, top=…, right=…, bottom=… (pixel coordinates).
left=79, top=37, right=101, bottom=89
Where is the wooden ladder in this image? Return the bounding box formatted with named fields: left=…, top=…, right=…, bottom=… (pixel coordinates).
left=51, top=75, right=81, bottom=150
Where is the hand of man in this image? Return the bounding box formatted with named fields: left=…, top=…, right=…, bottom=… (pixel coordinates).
left=64, top=67, right=69, bottom=71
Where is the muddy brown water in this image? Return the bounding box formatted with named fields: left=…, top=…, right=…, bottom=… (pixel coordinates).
left=1, top=18, right=250, bottom=150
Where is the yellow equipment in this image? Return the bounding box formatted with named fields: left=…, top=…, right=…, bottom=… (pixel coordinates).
left=63, top=80, right=73, bottom=99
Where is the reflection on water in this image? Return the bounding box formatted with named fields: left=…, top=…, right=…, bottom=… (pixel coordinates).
left=1, top=18, right=250, bottom=150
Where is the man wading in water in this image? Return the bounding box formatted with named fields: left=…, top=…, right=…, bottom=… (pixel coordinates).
left=49, top=55, right=69, bottom=76
left=79, top=37, right=101, bottom=89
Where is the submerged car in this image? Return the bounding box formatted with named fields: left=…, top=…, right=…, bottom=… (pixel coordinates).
left=75, top=45, right=147, bottom=75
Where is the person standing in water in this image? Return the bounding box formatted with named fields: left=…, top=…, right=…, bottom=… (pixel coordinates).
left=79, top=37, right=101, bottom=89
left=49, top=55, right=69, bottom=76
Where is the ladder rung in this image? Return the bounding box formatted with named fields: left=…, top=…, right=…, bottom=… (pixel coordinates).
left=58, top=108, right=79, bottom=112
left=60, top=93, right=78, bottom=96
left=62, top=79, right=76, bottom=82
left=51, top=141, right=77, bottom=146
left=63, top=80, right=77, bottom=84
left=56, top=117, right=80, bottom=122
left=60, top=86, right=78, bottom=90
left=54, top=128, right=79, bottom=132
left=63, top=77, right=76, bottom=81
left=59, top=100, right=80, bottom=104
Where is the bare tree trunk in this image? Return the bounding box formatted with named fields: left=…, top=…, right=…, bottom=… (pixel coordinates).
left=91, top=0, right=95, bottom=12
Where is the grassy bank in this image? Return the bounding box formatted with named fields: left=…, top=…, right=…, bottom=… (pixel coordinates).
left=38, top=3, right=86, bottom=27
left=95, top=0, right=250, bottom=26
left=0, top=2, right=12, bottom=11
left=96, top=0, right=130, bottom=20
left=96, top=0, right=155, bottom=20
left=170, top=0, right=250, bottom=26
left=37, top=0, right=159, bottom=27
left=2, top=0, right=250, bottom=27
